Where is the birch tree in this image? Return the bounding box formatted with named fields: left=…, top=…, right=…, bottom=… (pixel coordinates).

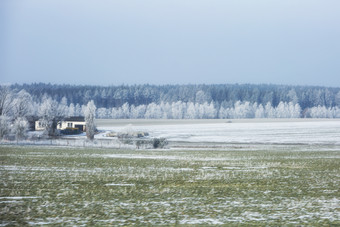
left=84, top=100, right=96, bottom=140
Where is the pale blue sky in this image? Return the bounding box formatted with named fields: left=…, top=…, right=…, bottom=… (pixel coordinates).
left=1, top=0, right=340, bottom=86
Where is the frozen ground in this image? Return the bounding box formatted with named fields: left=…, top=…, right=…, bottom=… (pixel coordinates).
left=1, top=146, right=339, bottom=226
left=96, top=119, right=340, bottom=146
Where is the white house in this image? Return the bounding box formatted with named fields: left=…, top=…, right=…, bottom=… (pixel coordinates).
left=57, top=116, right=86, bottom=132
left=35, top=116, right=86, bottom=132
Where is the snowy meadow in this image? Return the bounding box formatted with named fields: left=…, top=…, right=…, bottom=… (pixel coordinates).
left=1, top=119, right=340, bottom=225
left=96, top=119, right=340, bottom=147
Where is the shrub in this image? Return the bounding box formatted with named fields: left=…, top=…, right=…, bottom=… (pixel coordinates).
left=152, top=138, right=168, bottom=149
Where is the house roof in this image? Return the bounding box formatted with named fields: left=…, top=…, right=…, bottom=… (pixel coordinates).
left=63, top=116, right=85, bottom=122
left=26, top=115, right=40, bottom=122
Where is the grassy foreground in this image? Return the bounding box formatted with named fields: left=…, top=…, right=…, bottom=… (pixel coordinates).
left=1, top=145, right=339, bottom=226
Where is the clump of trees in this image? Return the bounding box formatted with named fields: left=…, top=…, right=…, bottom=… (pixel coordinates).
left=0, top=85, right=98, bottom=141
left=0, top=86, right=31, bottom=140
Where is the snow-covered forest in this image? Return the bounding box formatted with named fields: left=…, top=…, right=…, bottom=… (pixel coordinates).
left=2, top=83, right=340, bottom=121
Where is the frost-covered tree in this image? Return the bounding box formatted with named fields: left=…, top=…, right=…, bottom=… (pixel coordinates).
left=335, top=91, right=340, bottom=107
left=130, top=105, right=146, bottom=119
left=218, top=106, right=231, bottom=119
left=111, top=107, right=122, bottom=119
left=12, top=90, right=33, bottom=118
left=59, top=97, right=68, bottom=117
left=68, top=103, right=76, bottom=116
left=13, top=117, right=29, bottom=141
left=186, top=102, right=198, bottom=119
left=0, top=86, right=13, bottom=117
left=75, top=104, right=82, bottom=116
left=276, top=102, right=289, bottom=118
left=97, top=108, right=109, bottom=119
left=38, top=95, right=65, bottom=137
left=172, top=101, right=185, bottom=119
left=287, top=89, right=299, bottom=104
left=0, top=115, right=11, bottom=139
left=255, top=104, right=265, bottom=118
left=233, top=101, right=254, bottom=118
left=265, top=102, right=275, bottom=118
left=195, top=90, right=211, bottom=104
left=201, top=102, right=216, bottom=119
left=145, top=103, right=162, bottom=119
left=160, top=102, right=172, bottom=119
left=310, top=106, right=328, bottom=118
left=290, top=103, right=301, bottom=118
left=121, top=103, right=130, bottom=119
left=38, top=96, right=54, bottom=135
left=84, top=100, right=96, bottom=140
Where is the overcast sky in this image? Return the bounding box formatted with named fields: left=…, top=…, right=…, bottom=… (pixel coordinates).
left=1, top=0, right=340, bottom=87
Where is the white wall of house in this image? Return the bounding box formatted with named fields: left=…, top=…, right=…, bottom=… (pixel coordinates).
left=35, top=121, right=45, bottom=131
left=57, top=121, right=86, bottom=131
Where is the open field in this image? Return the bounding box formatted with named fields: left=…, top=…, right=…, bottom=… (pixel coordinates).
left=96, top=119, right=340, bottom=148
left=2, top=119, right=340, bottom=149
left=1, top=145, right=340, bottom=226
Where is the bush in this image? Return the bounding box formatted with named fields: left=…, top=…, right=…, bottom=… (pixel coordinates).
left=152, top=138, right=168, bottom=149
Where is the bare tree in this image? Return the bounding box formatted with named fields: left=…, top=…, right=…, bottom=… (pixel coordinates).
left=84, top=100, right=96, bottom=140
left=0, top=86, right=13, bottom=117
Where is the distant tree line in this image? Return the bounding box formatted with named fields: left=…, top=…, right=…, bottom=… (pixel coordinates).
left=11, top=83, right=340, bottom=110
left=1, top=83, right=340, bottom=124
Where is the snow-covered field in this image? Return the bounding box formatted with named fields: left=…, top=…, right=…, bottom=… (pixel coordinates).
left=96, top=119, right=340, bottom=146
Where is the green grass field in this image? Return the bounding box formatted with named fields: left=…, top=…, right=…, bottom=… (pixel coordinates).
left=1, top=145, right=339, bottom=226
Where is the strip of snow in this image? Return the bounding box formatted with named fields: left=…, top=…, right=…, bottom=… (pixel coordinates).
left=0, top=196, right=40, bottom=200
left=180, top=218, right=225, bottom=225
left=0, top=200, right=23, bottom=204
left=105, top=183, right=135, bottom=186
